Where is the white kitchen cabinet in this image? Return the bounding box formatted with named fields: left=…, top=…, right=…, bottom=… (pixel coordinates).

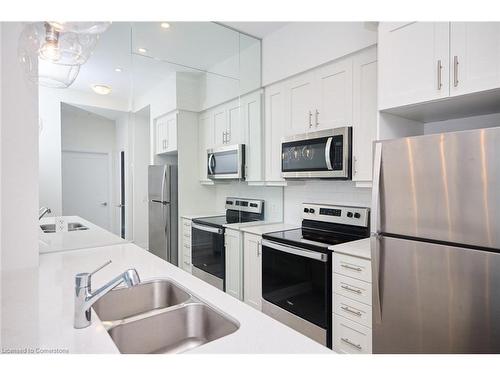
left=333, top=252, right=373, bottom=354
left=198, top=112, right=214, bottom=183
left=450, top=22, right=500, bottom=97
left=225, top=229, right=243, bottom=300
left=213, top=107, right=227, bottom=147
left=226, top=100, right=243, bottom=145
left=378, top=22, right=450, bottom=110
left=241, top=91, right=264, bottom=182
left=243, top=233, right=262, bottom=310
left=315, top=59, right=353, bottom=130
left=155, top=111, right=178, bottom=154
left=181, top=218, right=192, bottom=273
left=352, top=46, right=377, bottom=183
left=264, top=82, right=286, bottom=184
left=283, top=71, right=316, bottom=136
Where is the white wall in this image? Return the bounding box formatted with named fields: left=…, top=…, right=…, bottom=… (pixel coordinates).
left=61, top=104, right=118, bottom=231
left=39, top=87, right=128, bottom=216
left=1, top=23, right=39, bottom=271
left=262, top=22, right=378, bottom=86
left=424, top=112, right=500, bottom=135
left=131, top=108, right=150, bottom=249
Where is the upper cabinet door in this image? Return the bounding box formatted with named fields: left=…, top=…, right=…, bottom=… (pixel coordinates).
left=264, top=82, right=286, bottom=183
left=213, top=108, right=227, bottom=146
left=315, top=59, right=353, bottom=130
left=226, top=100, right=242, bottom=145
left=450, top=22, right=500, bottom=97
left=352, top=47, right=377, bottom=182
left=284, top=71, right=316, bottom=136
left=165, top=113, right=177, bottom=152
left=378, top=22, right=450, bottom=110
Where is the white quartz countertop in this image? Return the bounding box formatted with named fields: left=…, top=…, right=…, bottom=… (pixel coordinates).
left=2, top=242, right=331, bottom=354
left=236, top=222, right=300, bottom=235
left=39, top=216, right=128, bottom=254
left=328, top=238, right=371, bottom=259
left=181, top=213, right=225, bottom=220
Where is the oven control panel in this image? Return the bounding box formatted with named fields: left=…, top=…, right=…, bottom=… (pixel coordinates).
left=302, top=203, right=369, bottom=227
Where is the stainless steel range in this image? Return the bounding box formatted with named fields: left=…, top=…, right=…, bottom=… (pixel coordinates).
left=191, top=198, right=264, bottom=291
left=261, top=203, right=370, bottom=348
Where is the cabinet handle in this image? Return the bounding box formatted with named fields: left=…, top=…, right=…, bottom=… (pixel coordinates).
left=453, top=56, right=459, bottom=87
left=341, top=337, right=362, bottom=350
left=341, top=305, right=362, bottom=317
left=437, top=59, right=442, bottom=90
left=257, top=241, right=262, bottom=257
left=308, top=111, right=313, bottom=128
left=353, top=157, right=357, bottom=176
left=341, top=263, right=362, bottom=272
left=315, top=110, right=319, bottom=127
left=227, top=130, right=231, bottom=142
left=341, top=284, right=362, bottom=294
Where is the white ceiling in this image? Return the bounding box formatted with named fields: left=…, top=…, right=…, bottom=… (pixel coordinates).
left=220, top=22, right=289, bottom=38
left=69, top=22, right=260, bottom=103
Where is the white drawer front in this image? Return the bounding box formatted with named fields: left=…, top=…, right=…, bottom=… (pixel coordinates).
left=183, top=243, right=192, bottom=256
left=334, top=315, right=372, bottom=354
left=334, top=274, right=372, bottom=305
left=334, top=253, right=371, bottom=283
left=334, top=294, right=372, bottom=328
left=182, top=254, right=192, bottom=273
left=182, top=219, right=192, bottom=237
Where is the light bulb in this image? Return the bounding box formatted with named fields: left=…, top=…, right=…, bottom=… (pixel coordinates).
left=39, top=40, right=61, bottom=61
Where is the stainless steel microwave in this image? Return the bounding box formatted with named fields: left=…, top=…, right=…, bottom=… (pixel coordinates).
left=207, top=144, right=245, bottom=180
left=281, top=127, right=352, bottom=179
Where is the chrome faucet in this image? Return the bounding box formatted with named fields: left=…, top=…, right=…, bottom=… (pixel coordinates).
left=39, top=207, right=51, bottom=220
left=74, top=260, right=141, bottom=329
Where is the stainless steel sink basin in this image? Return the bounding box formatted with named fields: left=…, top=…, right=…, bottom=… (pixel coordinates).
left=93, top=278, right=239, bottom=353
left=106, top=303, right=239, bottom=354
left=93, top=279, right=191, bottom=321
left=40, top=222, right=89, bottom=233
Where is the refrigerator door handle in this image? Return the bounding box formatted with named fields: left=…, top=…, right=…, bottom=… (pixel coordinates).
left=371, top=233, right=383, bottom=325
left=371, top=142, right=382, bottom=234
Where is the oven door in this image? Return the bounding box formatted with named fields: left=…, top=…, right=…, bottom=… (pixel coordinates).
left=207, top=144, right=245, bottom=180
left=191, top=222, right=225, bottom=290
left=261, top=239, right=331, bottom=346
left=281, top=127, right=351, bottom=179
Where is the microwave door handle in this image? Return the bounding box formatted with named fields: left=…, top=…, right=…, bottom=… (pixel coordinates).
left=325, top=137, right=333, bottom=170
left=208, top=154, right=214, bottom=175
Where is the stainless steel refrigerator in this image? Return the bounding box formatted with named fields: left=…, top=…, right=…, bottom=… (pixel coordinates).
left=148, top=165, right=178, bottom=265
left=371, top=126, right=500, bottom=353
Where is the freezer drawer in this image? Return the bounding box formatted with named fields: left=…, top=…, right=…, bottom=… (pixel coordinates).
left=372, top=235, right=500, bottom=353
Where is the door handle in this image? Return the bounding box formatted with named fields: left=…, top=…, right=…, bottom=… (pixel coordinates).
left=100, top=202, right=108, bottom=206
left=453, top=55, right=459, bottom=87
left=437, top=59, right=442, bottom=90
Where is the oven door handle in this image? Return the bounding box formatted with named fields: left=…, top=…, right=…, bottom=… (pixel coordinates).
left=261, top=239, right=328, bottom=262
left=325, top=137, right=333, bottom=170
left=192, top=222, right=223, bottom=235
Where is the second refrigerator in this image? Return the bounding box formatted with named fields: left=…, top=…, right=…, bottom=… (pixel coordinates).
left=148, top=165, right=178, bottom=265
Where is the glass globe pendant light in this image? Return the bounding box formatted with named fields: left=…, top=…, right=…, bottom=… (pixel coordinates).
left=48, top=22, right=111, bottom=35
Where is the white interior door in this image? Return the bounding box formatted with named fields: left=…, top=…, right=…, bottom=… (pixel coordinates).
left=62, top=151, right=111, bottom=230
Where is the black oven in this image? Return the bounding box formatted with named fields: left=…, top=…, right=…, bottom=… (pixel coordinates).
left=261, top=239, right=332, bottom=347
left=281, top=127, right=351, bottom=179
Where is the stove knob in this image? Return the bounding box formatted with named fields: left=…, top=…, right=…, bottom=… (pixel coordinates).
left=309, top=208, right=315, bottom=214
left=304, top=208, right=310, bottom=213
left=347, top=212, right=353, bottom=218
left=354, top=212, right=361, bottom=219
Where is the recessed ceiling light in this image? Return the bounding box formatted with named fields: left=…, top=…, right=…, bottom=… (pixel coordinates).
left=114, top=67, right=122, bottom=73
left=138, top=47, right=147, bottom=54
left=160, top=22, right=170, bottom=29
left=92, top=84, right=112, bottom=95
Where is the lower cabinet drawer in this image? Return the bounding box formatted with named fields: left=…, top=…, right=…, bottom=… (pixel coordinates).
left=334, top=293, right=372, bottom=328
left=183, top=243, right=192, bottom=256
left=334, top=253, right=372, bottom=283
left=182, top=255, right=192, bottom=273
left=333, top=315, right=372, bottom=354
left=334, top=273, right=372, bottom=305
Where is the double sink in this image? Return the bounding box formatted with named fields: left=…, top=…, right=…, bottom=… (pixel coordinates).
left=92, top=279, right=239, bottom=354
left=40, top=222, right=89, bottom=233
